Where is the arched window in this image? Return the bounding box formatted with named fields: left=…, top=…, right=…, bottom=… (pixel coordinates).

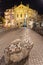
left=17, top=14, right=18, bottom=17
left=20, top=14, right=22, bottom=17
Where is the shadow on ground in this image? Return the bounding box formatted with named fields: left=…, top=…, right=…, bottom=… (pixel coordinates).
left=0, top=55, right=29, bottom=65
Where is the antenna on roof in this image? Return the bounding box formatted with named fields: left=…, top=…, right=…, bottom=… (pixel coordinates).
left=21, top=1, right=22, bottom=4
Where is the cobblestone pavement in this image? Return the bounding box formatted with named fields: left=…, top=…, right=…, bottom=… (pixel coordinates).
left=28, top=29, right=43, bottom=65
left=0, top=28, right=43, bottom=65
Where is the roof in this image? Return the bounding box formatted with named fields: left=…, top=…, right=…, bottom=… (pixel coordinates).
left=14, top=3, right=29, bottom=11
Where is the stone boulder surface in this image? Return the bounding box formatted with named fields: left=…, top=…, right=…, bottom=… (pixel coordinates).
left=4, top=39, right=33, bottom=64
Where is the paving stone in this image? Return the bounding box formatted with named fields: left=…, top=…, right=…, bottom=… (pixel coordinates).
left=0, top=28, right=43, bottom=65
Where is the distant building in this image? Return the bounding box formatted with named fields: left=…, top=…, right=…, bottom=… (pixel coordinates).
left=4, top=3, right=38, bottom=28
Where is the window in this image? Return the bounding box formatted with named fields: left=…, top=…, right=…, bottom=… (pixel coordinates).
left=17, top=23, right=18, bottom=25
left=8, top=21, right=10, bottom=23
left=17, top=14, right=18, bottom=17
left=20, top=14, right=22, bottom=17
left=22, top=7, right=23, bottom=8
left=20, top=22, right=22, bottom=24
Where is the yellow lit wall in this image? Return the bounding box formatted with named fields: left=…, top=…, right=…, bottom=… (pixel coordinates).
left=4, top=3, right=38, bottom=28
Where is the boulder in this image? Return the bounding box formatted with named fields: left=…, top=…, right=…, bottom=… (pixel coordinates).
left=4, top=39, right=33, bottom=64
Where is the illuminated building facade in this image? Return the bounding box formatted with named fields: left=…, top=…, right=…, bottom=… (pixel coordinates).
left=4, top=3, right=38, bottom=28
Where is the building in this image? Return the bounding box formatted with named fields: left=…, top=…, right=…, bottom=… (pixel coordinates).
left=4, top=3, right=38, bottom=28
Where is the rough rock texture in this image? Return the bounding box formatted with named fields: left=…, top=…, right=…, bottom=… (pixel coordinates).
left=4, top=39, right=33, bottom=64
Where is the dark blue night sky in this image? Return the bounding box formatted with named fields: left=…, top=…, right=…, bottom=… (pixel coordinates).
left=0, top=0, right=43, bottom=16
